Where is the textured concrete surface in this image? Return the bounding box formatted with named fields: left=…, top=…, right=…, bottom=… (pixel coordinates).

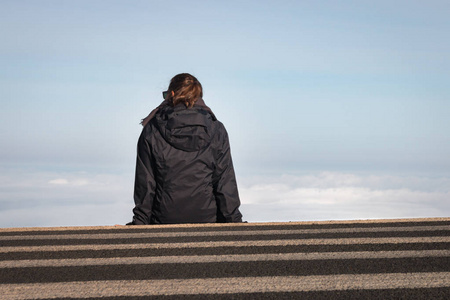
left=1, top=218, right=449, bottom=299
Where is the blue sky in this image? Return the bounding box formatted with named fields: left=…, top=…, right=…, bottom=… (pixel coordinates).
left=1, top=0, right=449, bottom=227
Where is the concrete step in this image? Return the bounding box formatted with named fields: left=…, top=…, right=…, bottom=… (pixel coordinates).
left=1, top=218, right=449, bottom=299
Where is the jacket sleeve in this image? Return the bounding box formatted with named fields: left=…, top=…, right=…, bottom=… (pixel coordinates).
left=130, top=127, right=156, bottom=225
left=212, top=124, right=243, bottom=223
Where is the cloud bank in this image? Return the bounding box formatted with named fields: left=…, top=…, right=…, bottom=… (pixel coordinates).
left=239, top=172, right=450, bottom=222
left=0, top=169, right=448, bottom=227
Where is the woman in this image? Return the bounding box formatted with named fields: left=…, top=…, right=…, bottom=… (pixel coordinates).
left=128, top=73, right=243, bottom=224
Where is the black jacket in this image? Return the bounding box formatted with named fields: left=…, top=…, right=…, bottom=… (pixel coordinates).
left=130, top=102, right=243, bottom=224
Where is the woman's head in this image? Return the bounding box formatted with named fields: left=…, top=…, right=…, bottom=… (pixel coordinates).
left=167, top=73, right=203, bottom=108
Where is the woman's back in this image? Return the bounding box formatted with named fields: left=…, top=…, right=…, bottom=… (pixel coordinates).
left=129, top=74, right=242, bottom=225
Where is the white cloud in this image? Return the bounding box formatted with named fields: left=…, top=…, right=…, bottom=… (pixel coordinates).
left=48, top=178, right=90, bottom=186
left=0, top=169, right=449, bottom=227
left=0, top=168, right=134, bottom=227
left=48, top=178, right=69, bottom=185
left=239, top=172, right=450, bottom=222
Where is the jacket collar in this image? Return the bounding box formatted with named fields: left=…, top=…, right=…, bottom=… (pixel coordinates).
left=140, top=98, right=216, bottom=126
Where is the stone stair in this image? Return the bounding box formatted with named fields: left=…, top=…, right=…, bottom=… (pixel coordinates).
left=1, top=218, right=449, bottom=299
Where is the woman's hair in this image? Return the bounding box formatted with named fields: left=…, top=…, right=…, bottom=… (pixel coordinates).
left=168, top=73, right=203, bottom=108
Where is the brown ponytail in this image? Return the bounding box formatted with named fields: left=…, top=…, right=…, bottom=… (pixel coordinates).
left=168, top=73, right=203, bottom=108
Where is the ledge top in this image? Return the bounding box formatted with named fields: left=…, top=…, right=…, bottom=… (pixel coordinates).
left=1, top=217, right=449, bottom=232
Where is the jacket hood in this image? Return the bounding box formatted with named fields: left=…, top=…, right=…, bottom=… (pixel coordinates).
left=155, top=104, right=216, bottom=152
